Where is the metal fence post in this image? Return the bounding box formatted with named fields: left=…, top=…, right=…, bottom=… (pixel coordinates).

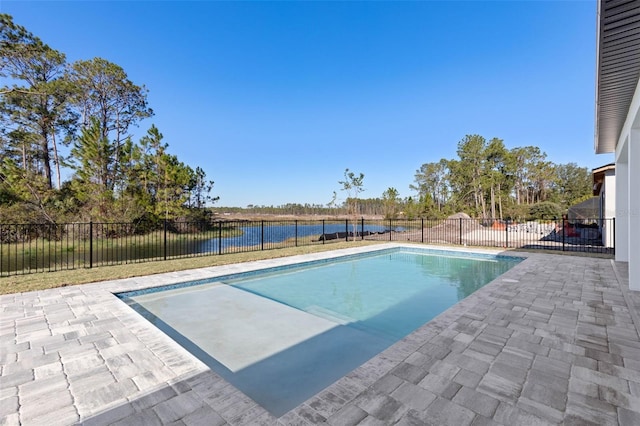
left=89, top=221, right=93, bottom=269
left=295, top=220, right=298, bottom=247
left=361, top=217, right=364, bottom=240
left=562, top=216, right=566, bottom=252
left=261, top=220, right=264, bottom=250
left=421, top=218, right=424, bottom=243
left=505, top=220, right=509, bottom=248
left=345, top=219, right=348, bottom=242
left=322, top=220, right=325, bottom=245
left=459, top=218, right=463, bottom=245
left=218, top=221, right=222, bottom=255
left=389, top=219, right=392, bottom=241
left=163, top=219, right=167, bottom=260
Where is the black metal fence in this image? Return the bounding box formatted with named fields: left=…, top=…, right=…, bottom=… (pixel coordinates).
left=0, top=217, right=614, bottom=276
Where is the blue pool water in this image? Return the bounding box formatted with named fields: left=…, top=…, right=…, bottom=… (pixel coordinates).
left=227, top=250, right=519, bottom=340
left=119, top=247, right=522, bottom=416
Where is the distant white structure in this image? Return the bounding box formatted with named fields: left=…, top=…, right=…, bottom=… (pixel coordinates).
left=592, top=163, right=615, bottom=248
left=595, top=0, right=640, bottom=290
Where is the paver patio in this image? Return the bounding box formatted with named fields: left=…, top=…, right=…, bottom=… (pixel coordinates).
left=1, top=243, right=638, bottom=425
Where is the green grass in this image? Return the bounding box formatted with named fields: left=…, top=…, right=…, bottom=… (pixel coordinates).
left=0, top=240, right=381, bottom=295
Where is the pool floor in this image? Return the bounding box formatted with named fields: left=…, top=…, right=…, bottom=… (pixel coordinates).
left=126, top=282, right=394, bottom=416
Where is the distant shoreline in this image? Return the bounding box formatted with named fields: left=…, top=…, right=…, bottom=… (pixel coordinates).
left=212, top=212, right=385, bottom=221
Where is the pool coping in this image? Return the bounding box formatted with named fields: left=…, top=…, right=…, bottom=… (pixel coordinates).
left=2, top=243, right=638, bottom=425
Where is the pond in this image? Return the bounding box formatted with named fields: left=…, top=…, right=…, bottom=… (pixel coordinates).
left=195, top=223, right=404, bottom=252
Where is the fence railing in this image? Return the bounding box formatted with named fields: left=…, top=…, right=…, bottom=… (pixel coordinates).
left=0, top=217, right=614, bottom=276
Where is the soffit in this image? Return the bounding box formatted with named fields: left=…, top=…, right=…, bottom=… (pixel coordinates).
left=596, top=0, right=640, bottom=154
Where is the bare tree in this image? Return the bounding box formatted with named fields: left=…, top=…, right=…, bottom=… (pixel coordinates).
left=338, top=168, right=365, bottom=240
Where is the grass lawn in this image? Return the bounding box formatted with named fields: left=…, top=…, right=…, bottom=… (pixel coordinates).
left=0, top=241, right=382, bottom=295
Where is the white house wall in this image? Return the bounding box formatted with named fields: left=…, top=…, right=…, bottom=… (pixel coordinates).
left=629, top=129, right=640, bottom=291
left=614, top=79, right=640, bottom=290
left=615, top=153, right=629, bottom=263
left=603, top=170, right=615, bottom=248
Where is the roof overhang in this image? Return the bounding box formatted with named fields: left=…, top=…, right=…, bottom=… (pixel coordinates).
left=595, top=0, right=640, bottom=154
left=592, top=162, right=615, bottom=195
left=592, top=162, right=616, bottom=174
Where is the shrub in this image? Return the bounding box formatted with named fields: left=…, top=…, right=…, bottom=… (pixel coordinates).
left=528, top=202, right=564, bottom=220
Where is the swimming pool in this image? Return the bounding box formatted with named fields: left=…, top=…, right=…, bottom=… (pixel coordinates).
left=118, top=247, right=522, bottom=416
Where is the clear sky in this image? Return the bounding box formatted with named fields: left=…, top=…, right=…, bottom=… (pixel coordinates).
left=2, top=0, right=609, bottom=208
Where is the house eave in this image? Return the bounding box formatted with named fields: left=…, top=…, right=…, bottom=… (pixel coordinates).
left=595, top=0, right=640, bottom=154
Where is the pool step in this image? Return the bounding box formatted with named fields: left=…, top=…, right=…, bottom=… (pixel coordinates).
left=305, top=305, right=355, bottom=325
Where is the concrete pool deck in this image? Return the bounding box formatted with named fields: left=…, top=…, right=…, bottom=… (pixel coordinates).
left=1, top=243, right=639, bottom=425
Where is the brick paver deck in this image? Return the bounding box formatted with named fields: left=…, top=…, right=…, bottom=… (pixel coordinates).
left=1, top=244, right=638, bottom=425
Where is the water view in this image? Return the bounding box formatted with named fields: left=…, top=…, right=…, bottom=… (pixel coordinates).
left=196, top=223, right=404, bottom=252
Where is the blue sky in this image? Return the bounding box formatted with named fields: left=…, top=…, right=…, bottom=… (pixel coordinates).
left=2, top=0, right=608, bottom=208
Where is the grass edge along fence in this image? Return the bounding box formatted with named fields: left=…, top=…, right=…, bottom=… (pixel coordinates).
left=0, top=217, right=615, bottom=276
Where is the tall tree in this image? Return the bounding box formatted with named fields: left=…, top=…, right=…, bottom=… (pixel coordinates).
left=68, top=117, right=115, bottom=220
left=138, top=125, right=198, bottom=219
left=483, top=138, right=510, bottom=220
left=381, top=187, right=400, bottom=219
left=448, top=135, right=488, bottom=217
left=551, top=163, right=592, bottom=206
left=403, top=196, right=418, bottom=219
left=411, top=159, right=450, bottom=214
left=0, top=14, right=219, bottom=225
left=510, top=146, right=549, bottom=205
left=67, top=57, right=153, bottom=191
left=188, top=166, right=218, bottom=209
left=0, top=13, right=77, bottom=190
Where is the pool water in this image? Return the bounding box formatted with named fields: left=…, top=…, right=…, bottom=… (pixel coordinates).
left=119, top=248, right=521, bottom=416
left=227, top=251, right=517, bottom=340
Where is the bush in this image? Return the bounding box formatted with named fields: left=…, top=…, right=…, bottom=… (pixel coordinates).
left=502, top=204, right=529, bottom=222
left=528, top=202, right=565, bottom=220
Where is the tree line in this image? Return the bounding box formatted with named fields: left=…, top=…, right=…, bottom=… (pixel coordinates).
left=407, top=135, right=592, bottom=220
left=0, top=14, right=217, bottom=227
